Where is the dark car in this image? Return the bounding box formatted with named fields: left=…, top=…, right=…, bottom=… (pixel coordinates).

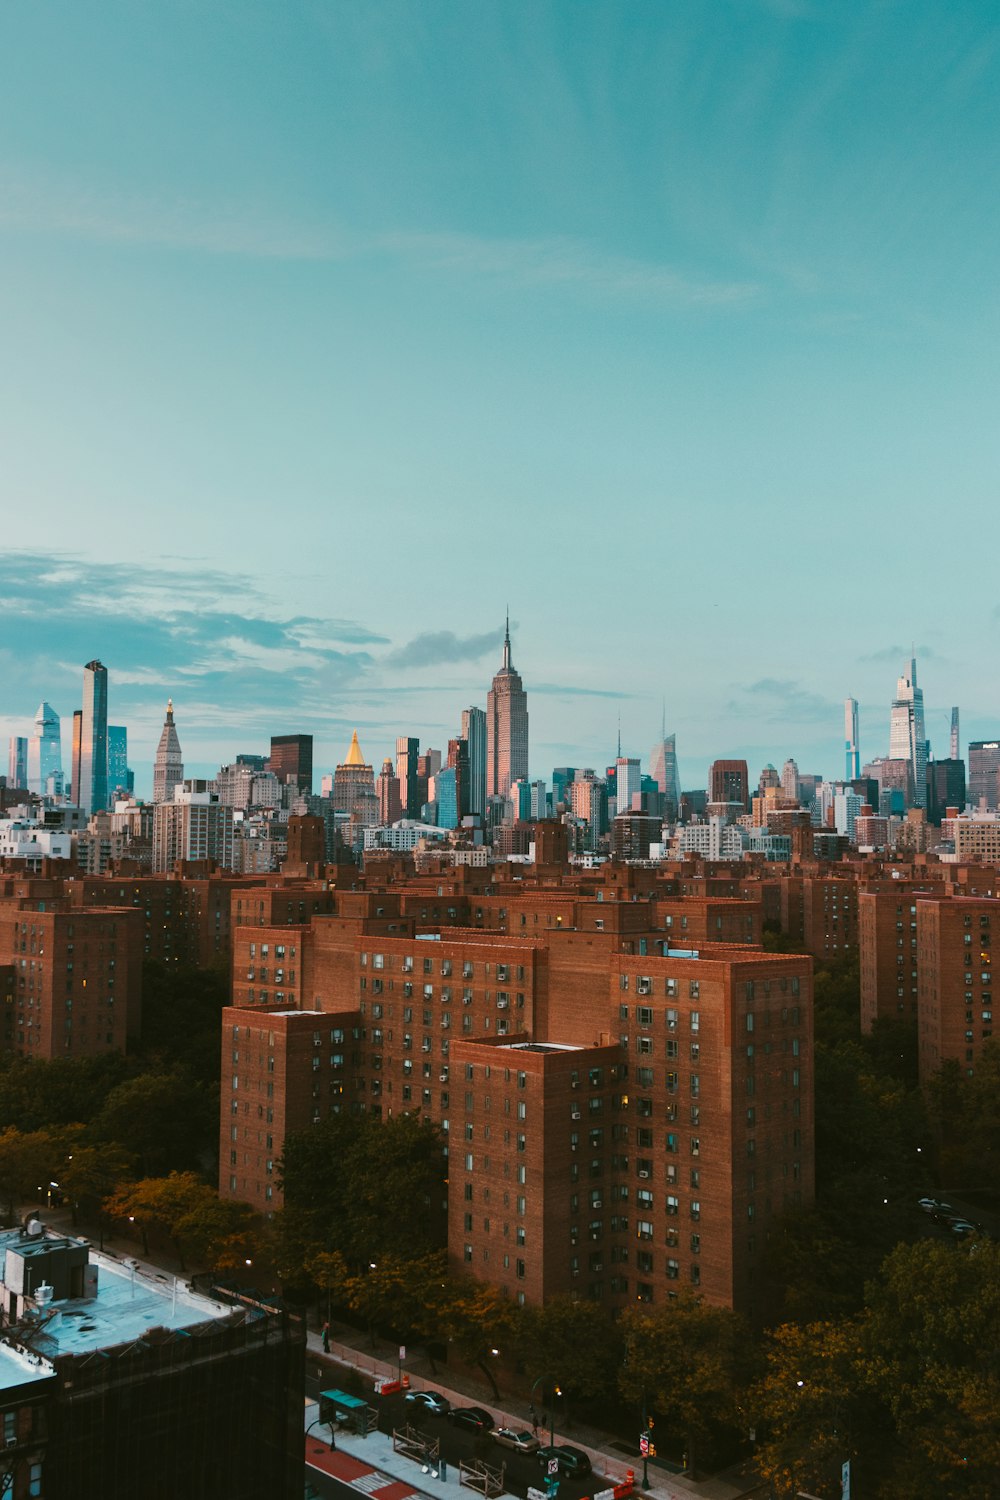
left=404, top=1390, right=451, bottom=1416
left=448, top=1406, right=494, bottom=1433
left=536, top=1445, right=593, bottom=1478
left=492, top=1426, right=540, bottom=1454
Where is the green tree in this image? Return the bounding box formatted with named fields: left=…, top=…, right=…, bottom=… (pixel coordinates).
left=433, top=1274, right=520, bottom=1400
left=172, top=1193, right=262, bottom=1271
left=60, top=1140, right=136, bottom=1239
left=0, top=1125, right=80, bottom=1219
left=863, top=1239, right=1000, bottom=1498
left=618, top=1291, right=748, bottom=1476
left=138, top=959, right=229, bottom=1086
left=93, top=1070, right=213, bottom=1175
left=519, top=1294, right=622, bottom=1411
left=342, top=1251, right=451, bottom=1353
left=278, top=1111, right=446, bottom=1273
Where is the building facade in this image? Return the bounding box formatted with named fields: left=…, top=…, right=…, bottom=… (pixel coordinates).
left=486, top=621, right=528, bottom=799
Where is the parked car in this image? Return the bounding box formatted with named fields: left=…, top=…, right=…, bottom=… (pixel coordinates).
left=917, top=1197, right=942, bottom=1213
left=492, top=1427, right=540, bottom=1454
left=536, top=1445, right=593, bottom=1478
left=405, top=1390, right=451, bottom=1416
left=448, top=1406, right=494, bottom=1433
left=949, top=1219, right=978, bottom=1237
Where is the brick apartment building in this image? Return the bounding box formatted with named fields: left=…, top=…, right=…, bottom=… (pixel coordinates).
left=0, top=876, right=143, bottom=1057
left=220, top=886, right=812, bottom=1322
left=916, top=896, right=998, bottom=1082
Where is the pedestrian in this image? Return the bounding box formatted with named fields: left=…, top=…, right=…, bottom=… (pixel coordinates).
left=530, top=1405, right=538, bottom=1437
left=321, top=1321, right=330, bottom=1353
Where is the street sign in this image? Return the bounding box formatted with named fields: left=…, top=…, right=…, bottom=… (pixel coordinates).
left=548, top=1458, right=560, bottom=1476
left=399, top=1345, right=406, bottom=1361
left=639, top=1436, right=649, bottom=1457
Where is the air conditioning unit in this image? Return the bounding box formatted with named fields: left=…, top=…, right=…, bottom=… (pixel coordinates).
left=571, top=1109, right=581, bottom=1120
left=440, top=1073, right=448, bottom=1082
left=638, top=1170, right=650, bottom=1179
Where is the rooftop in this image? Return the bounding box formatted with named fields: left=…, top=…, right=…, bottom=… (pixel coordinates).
left=0, top=1228, right=233, bottom=1388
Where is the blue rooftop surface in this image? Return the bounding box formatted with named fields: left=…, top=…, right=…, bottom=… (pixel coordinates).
left=0, top=1228, right=233, bottom=1384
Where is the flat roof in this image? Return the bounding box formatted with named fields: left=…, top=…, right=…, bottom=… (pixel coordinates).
left=0, top=1230, right=233, bottom=1384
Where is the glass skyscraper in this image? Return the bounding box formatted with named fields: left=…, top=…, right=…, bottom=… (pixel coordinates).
left=888, top=658, right=926, bottom=811
left=79, top=660, right=109, bottom=816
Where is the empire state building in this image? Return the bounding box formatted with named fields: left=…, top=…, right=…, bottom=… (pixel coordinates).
left=486, top=617, right=529, bottom=798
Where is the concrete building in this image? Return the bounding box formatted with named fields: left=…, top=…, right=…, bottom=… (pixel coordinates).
left=968, top=741, right=1000, bottom=810
left=152, top=783, right=234, bottom=874
left=331, top=732, right=376, bottom=820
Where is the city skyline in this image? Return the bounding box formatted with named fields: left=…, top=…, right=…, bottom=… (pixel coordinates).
left=2, top=629, right=985, bottom=805
left=1, top=3, right=998, bottom=792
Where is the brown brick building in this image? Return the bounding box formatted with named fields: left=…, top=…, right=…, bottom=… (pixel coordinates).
left=916, top=896, right=998, bottom=1082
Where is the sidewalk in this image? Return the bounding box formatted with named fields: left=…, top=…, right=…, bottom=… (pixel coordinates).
left=303, top=1325, right=758, bottom=1500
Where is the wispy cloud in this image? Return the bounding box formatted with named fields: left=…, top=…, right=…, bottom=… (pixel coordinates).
left=0, top=166, right=761, bottom=309
left=533, top=682, right=636, bottom=701
left=859, top=644, right=937, bottom=665
left=726, top=677, right=837, bottom=724
left=379, top=230, right=761, bottom=308
left=385, top=627, right=506, bottom=670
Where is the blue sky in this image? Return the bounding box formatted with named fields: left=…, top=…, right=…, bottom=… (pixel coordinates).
left=1, top=1, right=998, bottom=795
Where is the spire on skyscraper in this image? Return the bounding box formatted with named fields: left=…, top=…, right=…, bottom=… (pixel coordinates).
left=153, top=698, right=184, bottom=804
left=503, top=608, right=512, bottom=671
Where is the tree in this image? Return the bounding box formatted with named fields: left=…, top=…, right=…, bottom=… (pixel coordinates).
left=619, top=1291, right=749, bottom=1476
left=863, top=1239, right=1000, bottom=1497
left=519, top=1294, right=622, bottom=1410
left=432, top=1275, right=520, bottom=1400
left=60, top=1141, right=136, bottom=1240
left=0, top=1125, right=80, bottom=1219
left=103, top=1171, right=207, bottom=1264
left=138, top=959, right=229, bottom=1086
left=93, top=1070, right=214, bottom=1176
left=341, top=1251, right=451, bottom=1353
left=749, top=1318, right=876, bottom=1500
left=172, top=1194, right=262, bottom=1271
left=278, top=1111, right=447, bottom=1274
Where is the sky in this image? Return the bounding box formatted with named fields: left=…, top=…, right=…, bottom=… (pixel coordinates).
left=1, top=1, right=998, bottom=796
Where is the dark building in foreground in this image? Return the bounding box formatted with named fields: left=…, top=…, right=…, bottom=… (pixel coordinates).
left=0, top=1225, right=303, bottom=1500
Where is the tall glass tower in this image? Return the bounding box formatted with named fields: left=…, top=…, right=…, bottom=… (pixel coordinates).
left=79, top=659, right=109, bottom=816
left=27, top=702, right=62, bottom=795
left=844, top=697, right=860, bottom=781
left=889, top=657, right=926, bottom=810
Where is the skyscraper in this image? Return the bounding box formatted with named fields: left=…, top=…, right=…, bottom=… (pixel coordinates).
left=269, top=734, right=313, bottom=793
left=461, top=707, right=487, bottom=818
left=70, top=710, right=83, bottom=807
left=107, top=725, right=130, bottom=797
left=615, top=756, right=641, bottom=815
left=78, top=660, right=109, bottom=817
left=889, top=657, right=926, bottom=810
left=650, top=731, right=680, bottom=820
left=26, top=702, right=61, bottom=795
left=153, top=700, right=184, bottom=803
left=950, top=707, right=960, bottom=762
left=486, top=616, right=528, bottom=798
left=332, top=731, right=376, bottom=818
left=708, top=759, right=749, bottom=810
left=395, top=736, right=421, bottom=818
left=844, top=697, right=860, bottom=781
left=6, top=737, right=27, bottom=790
